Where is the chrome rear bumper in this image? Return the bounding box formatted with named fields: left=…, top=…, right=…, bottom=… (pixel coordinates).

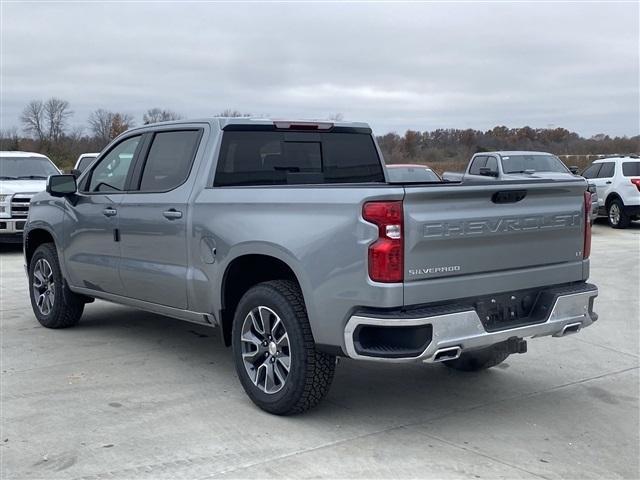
left=344, top=286, right=598, bottom=363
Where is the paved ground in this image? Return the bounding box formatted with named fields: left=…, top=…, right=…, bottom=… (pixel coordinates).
left=1, top=220, right=638, bottom=479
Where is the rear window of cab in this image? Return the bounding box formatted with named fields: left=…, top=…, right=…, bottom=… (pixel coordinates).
left=214, top=130, right=385, bottom=186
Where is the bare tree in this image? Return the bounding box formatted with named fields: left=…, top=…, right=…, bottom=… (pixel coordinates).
left=217, top=109, right=251, bottom=118
left=0, top=127, right=20, bottom=150
left=20, top=100, right=46, bottom=142
left=88, top=109, right=114, bottom=145
left=328, top=113, right=344, bottom=121
left=143, top=108, right=182, bottom=124
left=89, top=109, right=135, bottom=147
left=44, top=98, right=73, bottom=142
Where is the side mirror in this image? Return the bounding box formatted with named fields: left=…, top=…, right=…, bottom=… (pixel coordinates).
left=569, top=166, right=579, bottom=174
left=46, top=174, right=77, bottom=197
left=479, top=167, right=499, bottom=178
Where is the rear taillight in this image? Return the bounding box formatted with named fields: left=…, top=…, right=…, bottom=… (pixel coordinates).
left=363, top=201, right=403, bottom=283
left=583, top=191, right=592, bottom=259
left=630, top=178, right=640, bottom=192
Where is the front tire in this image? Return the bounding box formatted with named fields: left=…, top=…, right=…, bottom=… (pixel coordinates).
left=608, top=199, right=631, bottom=228
left=231, top=280, right=335, bottom=415
left=28, top=243, right=84, bottom=328
left=443, top=345, right=510, bottom=372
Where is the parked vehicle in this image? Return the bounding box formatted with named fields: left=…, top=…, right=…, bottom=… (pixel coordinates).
left=0, top=151, right=60, bottom=242
left=587, top=183, right=598, bottom=222
left=581, top=155, right=640, bottom=228
left=385, top=164, right=441, bottom=182
left=73, top=153, right=99, bottom=174
left=24, top=118, right=598, bottom=415
left=442, top=151, right=574, bottom=182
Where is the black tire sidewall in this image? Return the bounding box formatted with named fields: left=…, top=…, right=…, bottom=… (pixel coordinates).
left=29, top=244, right=65, bottom=326
left=608, top=199, right=629, bottom=228
left=231, top=283, right=310, bottom=413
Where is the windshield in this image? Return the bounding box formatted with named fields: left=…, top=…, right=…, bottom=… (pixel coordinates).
left=0, top=157, right=59, bottom=179
left=386, top=166, right=440, bottom=183
left=501, top=154, right=569, bottom=174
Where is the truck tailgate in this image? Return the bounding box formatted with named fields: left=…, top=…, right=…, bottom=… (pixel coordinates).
left=403, top=180, right=588, bottom=305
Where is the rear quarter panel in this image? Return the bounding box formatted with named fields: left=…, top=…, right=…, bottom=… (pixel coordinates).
left=189, top=185, right=405, bottom=347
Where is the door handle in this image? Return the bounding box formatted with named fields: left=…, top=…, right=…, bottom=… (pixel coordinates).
left=163, top=209, right=183, bottom=220
left=606, top=181, right=612, bottom=184
left=103, top=207, right=117, bottom=217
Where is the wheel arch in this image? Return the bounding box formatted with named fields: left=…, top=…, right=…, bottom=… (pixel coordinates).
left=219, top=253, right=307, bottom=347
left=24, top=227, right=57, bottom=268
left=605, top=192, right=623, bottom=208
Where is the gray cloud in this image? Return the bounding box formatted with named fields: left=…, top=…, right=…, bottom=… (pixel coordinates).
left=2, top=1, right=638, bottom=136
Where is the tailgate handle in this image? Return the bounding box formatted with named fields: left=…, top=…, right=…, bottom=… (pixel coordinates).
left=492, top=190, right=527, bottom=204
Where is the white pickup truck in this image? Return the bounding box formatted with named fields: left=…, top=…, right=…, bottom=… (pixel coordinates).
left=0, top=151, right=60, bottom=242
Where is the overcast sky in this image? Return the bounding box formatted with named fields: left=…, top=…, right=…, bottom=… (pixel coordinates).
left=1, top=1, right=638, bottom=137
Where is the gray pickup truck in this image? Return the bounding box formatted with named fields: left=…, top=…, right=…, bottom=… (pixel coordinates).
left=24, top=118, right=598, bottom=415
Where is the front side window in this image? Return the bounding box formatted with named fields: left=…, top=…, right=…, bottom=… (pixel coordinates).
left=214, top=130, right=384, bottom=186
left=485, top=156, right=498, bottom=173
left=582, top=164, right=602, bottom=179
left=468, top=156, right=487, bottom=175
left=0, top=157, right=59, bottom=179
left=77, top=156, right=97, bottom=172
left=88, top=136, right=141, bottom=192
left=597, top=162, right=615, bottom=178
left=138, top=130, right=201, bottom=191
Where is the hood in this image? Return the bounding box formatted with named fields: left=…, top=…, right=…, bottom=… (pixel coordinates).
left=0, top=179, right=47, bottom=195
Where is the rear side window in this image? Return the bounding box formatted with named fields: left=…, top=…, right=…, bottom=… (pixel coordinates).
left=622, top=162, right=640, bottom=177
left=468, top=156, right=487, bottom=175
left=214, top=131, right=384, bottom=186
left=139, top=130, right=201, bottom=191
left=597, top=162, right=615, bottom=178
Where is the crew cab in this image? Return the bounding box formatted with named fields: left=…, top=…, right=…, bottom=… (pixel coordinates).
left=24, top=119, right=598, bottom=415
left=582, top=155, right=640, bottom=228
left=1, top=151, right=60, bottom=242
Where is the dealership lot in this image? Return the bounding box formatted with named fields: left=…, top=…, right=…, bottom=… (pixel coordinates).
left=1, top=221, right=638, bottom=479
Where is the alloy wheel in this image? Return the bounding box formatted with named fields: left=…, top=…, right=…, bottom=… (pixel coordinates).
left=609, top=203, right=620, bottom=225
left=32, top=258, right=55, bottom=316
left=240, top=306, right=291, bottom=394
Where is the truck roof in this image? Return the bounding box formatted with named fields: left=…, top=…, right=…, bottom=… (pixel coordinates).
left=0, top=151, right=50, bottom=158
left=127, top=117, right=372, bottom=132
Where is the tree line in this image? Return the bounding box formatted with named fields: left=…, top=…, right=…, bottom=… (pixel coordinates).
left=1, top=97, right=638, bottom=172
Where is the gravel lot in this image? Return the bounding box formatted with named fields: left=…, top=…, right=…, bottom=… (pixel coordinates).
left=1, top=220, right=638, bottom=479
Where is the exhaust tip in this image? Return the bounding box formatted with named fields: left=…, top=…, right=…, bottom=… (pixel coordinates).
left=432, top=346, right=462, bottom=362
left=561, top=322, right=582, bottom=336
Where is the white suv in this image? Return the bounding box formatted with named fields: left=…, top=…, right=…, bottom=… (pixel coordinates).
left=582, top=155, right=640, bottom=228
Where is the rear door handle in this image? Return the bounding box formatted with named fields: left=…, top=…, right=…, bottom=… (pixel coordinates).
left=606, top=181, right=612, bottom=184
left=163, top=209, right=183, bottom=220
left=103, top=207, right=117, bottom=217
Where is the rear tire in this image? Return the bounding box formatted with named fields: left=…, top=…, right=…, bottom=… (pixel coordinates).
left=607, top=199, right=630, bottom=228
left=231, top=280, right=336, bottom=415
left=443, top=345, right=510, bottom=372
left=28, top=243, right=84, bottom=328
